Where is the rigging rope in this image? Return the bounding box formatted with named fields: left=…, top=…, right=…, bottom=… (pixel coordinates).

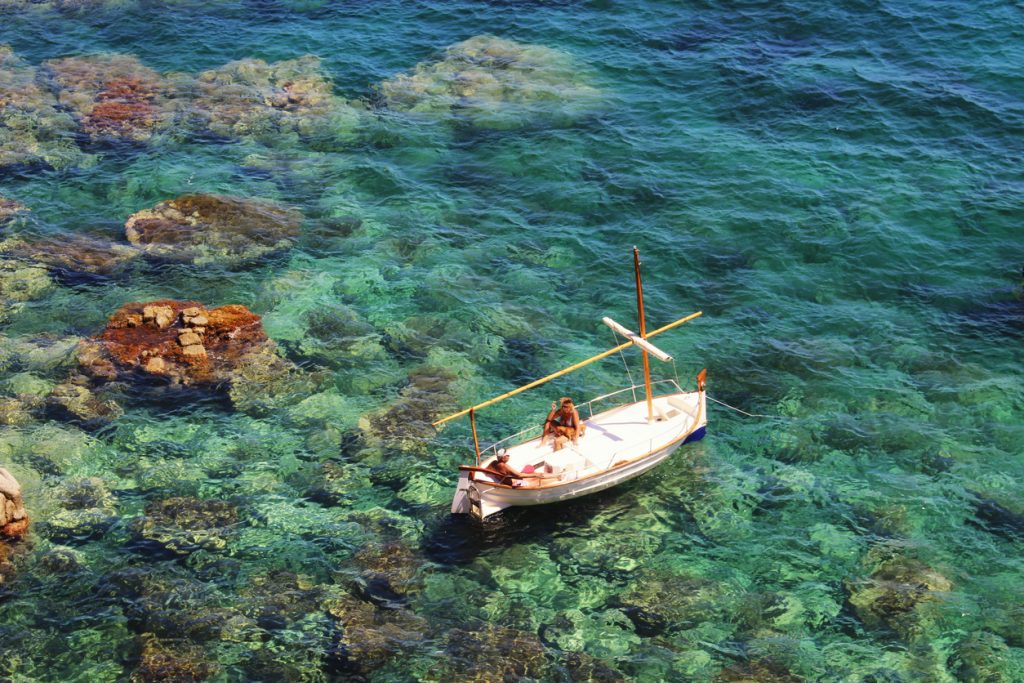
left=707, top=395, right=787, bottom=420
left=610, top=328, right=637, bottom=400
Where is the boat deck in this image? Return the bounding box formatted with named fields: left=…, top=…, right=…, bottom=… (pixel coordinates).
left=482, top=392, right=702, bottom=487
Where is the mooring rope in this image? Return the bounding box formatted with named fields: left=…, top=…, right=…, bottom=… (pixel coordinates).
left=707, top=394, right=787, bottom=420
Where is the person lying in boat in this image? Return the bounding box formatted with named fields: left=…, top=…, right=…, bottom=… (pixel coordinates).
left=491, top=449, right=555, bottom=487
left=541, top=396, right=585, bottom=451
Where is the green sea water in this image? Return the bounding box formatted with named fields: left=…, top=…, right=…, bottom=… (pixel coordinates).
left=0, top=0, right=1022, bottom=680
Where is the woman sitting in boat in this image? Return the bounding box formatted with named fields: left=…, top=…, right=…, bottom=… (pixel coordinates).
left=541, top=397, right=586, bottom=451
left=492, top=449, right=554, bottom=487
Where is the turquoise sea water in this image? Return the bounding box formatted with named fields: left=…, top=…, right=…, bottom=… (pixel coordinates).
left=1, top=0, right=1022, bottom=680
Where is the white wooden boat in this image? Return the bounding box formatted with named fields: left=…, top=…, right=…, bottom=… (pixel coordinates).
left=433, top=248, right=707, bottom=520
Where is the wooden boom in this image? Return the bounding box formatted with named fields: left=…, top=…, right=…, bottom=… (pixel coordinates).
left=602, top=317, right=672, bottom=362
left=432, top=310, right=703, bottom=427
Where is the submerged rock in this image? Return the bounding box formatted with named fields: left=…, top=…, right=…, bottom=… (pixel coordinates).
left=845, top=549, right=952, bottom=638
left=0, top=535, right=14, bottom=586
left=0, top=257, right=54, bottom=321
left=132, top=635, right=219, bottom=683
left=1, top=423, right=98, bottom=475
left=99, top=566, right=251, bottom=642
left=226, top=346, right=326, bottom=416
left=77, top=298, right=312, bottom=413
left=191, top=55, right=361, bottom=147
left=538, top=608, right=641, bottom=659
left=1, top=371, right=53, bottom=397
left=43, top=476, right=118, bottom=543
left=0, top=45, right=91, bottom=171
left=296, top=302, right=386, bottom=366
left=0, top=333, right=80, bottom=373
left=232, top=571, right=340, bottom=679
left=37, top=545, right=87, bottom=575
left=377, top=35, right=600, bottom=128
left=970, top=492, right=1024, bottom=539
left=424, top=623, right=550, bottom=682
left=0, top=392, right=43, bottom=425
left=714, top=659, right=804, bottom=682
left=46, top=379, right=123, bottom=428
left=613, top=567, right=725, bottom=635
left=564, top=652, right=628, bottom=683
left=353, top=539, right=424, bottom=603
left=241, top=570, right=324, bottom=631
left=125, top=194, right=301, bottom=265
left=133, top=496, right=238, bottom=555
left=324, top=592, right=427, bottom=676
left=0, top=196, right=28, bottom=225
left=0, top=467, right=28, bottom=539
left=361, top=365, right=458, bottom=452
left=1, top=233, right=141, bottom=277
left=304, top=460, right=373, bottom=507
left=58, top=474, right=114, bottom=509
left=0, top=374, right=47, bottom=428
left=78, top=300, right=272, bottom=387
left=44, top=53, right=180, bottom=143
left=950, top=630, right=1011, bottom=682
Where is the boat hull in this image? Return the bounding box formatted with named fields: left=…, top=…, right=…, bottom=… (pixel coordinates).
left=453, top=389, right=706, bottom=520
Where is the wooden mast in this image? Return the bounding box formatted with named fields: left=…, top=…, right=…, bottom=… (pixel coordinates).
left=469, top=408, right=481, bottom=465
left=633, top=247, right=654, bottom=423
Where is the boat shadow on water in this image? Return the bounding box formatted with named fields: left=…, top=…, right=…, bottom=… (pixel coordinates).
left=422, top=483, right=651, bottom=567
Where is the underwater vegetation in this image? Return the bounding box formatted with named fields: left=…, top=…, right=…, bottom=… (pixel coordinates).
left=1, top=0, right=1023, bottom=680
left=0, top=35, right=598, bottom=175
left=44, top=53, right=183, bottom=143
left=191, top=55, right=364, bottom=149
left=0, top=46, right=370, bottom=172
left=124, top=194, right=302, bottom=265
left=375, top=35, right=601, bottom=130
left=0, top=45, right=91, bottom=171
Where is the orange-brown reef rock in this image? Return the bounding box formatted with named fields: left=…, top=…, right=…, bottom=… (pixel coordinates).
left=77, top=300, right=271, bottom=387
left=0, top=467, right=28, bottom=540
left=44, top=53, right=180, bottom=142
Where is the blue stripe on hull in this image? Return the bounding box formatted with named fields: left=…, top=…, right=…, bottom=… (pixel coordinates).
left=682, top=425, right=707, bottom=444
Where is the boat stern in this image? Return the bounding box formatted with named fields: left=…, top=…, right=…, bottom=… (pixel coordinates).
left=451, top=473, right=513, bottom=520
left=451, top=470, right=473, bottom=515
